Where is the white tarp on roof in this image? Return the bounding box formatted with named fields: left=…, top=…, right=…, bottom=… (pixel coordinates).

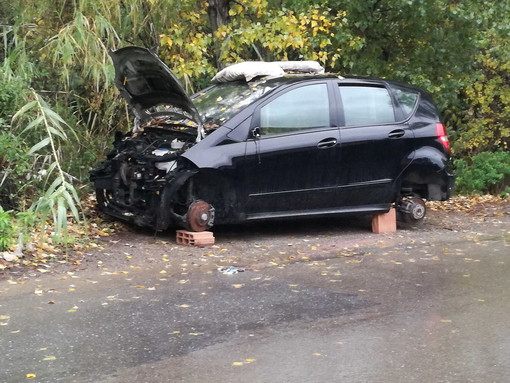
left=212, top=60, right=325, bottom=83
left=273, top=60, right=325, bottom=74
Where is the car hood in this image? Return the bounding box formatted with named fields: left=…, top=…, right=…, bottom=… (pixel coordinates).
left=110, top=46, right=203, bottom=131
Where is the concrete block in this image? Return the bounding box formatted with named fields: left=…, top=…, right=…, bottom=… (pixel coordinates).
left=372, top=208, right=397, bottom=234
left=176, top=230, right=215, bottom=247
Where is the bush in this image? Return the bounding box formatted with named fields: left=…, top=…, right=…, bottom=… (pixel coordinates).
left=454, top=151, right=510, bottom=195
left=0, top=131, right=33, bottom=209
left=0, top=207, right=16, bottom=251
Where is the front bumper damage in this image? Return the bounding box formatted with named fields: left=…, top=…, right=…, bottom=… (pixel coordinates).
left=90, top=129, right=200, bottom=231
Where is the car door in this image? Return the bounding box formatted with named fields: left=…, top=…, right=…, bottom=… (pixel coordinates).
left=335, top=83, right=415, bottom=205
left=242, top=81, right=342, bottom=217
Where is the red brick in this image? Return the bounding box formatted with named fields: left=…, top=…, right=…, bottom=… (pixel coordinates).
left=176, top=230, right=215, bottom=247
left=371, top=208, right=397, bottom=234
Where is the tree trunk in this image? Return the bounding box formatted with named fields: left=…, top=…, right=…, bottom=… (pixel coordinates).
left=207, top=0, right=230, bottom=33
left=207, top=0, right=231, bottom=69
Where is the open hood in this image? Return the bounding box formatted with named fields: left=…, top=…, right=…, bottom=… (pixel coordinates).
left=110, top=46, right=203, bottom=130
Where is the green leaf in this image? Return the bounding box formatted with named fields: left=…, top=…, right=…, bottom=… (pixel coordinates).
left=12, top=100, right=37, bottom=121
left=20, top=115, right=44, bottom=135
left=28, top=137, right=51, bottom=154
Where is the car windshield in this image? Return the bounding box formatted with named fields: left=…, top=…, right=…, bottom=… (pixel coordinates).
left=192, top=80, right=280, bottom=129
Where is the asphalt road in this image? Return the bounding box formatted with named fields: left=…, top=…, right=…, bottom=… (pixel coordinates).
left=1, top=206, right=509, bottom=382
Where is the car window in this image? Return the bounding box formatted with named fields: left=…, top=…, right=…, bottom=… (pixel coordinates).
left=393, top=87, right=419, bottom=119
left=339, top=86, right=396, bottom=126
left=259, top=83, right=330, bottom=135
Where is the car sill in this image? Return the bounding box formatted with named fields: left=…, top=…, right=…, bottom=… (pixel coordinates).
left=246, top=204, right=391, bottom=221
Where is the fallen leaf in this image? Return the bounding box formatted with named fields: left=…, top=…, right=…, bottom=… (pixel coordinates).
left=178, top=304, right=190, bottom=308
left=232, top=362, right=243, bottom=366
left=43, top=356, right=56, bottom=361
left=26, top=373, right=36, bottom=379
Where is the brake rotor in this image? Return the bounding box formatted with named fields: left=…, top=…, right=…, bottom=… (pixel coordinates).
left=399, top=197, right=426, bottom=223
left=186, top=200, right=215, bottom=232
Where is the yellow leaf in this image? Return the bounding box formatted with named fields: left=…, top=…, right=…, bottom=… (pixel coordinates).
left=43, top=356, right=56, bottom=361
left=232, top=362, right=244, bottom=366
left=232, top=284, right=244, bottom=288
left=0, top=315, right=10, bottom=320
left=245, top=358, right=257, bottom=362
left=26, top=374, right=36, bottom=379
left=178, top=304, right=190, bottom=308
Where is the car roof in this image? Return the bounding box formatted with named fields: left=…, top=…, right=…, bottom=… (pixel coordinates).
left=256, top=74, right=428, bottom=95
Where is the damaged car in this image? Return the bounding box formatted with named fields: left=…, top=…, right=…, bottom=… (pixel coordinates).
left=90, top=46, right=454, bottom=232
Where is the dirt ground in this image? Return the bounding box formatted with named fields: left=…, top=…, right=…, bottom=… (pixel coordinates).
left=2, top=196, right=508, bottom=283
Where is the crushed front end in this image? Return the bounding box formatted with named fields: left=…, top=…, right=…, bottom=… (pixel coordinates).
left=90, top=123, right=198, bottom=230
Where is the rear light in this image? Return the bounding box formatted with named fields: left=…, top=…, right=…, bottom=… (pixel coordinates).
left=436, top=123, right=450, bottom=152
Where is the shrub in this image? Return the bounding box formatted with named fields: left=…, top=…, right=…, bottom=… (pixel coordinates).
left=0, top=132, right=33, bottom=209
left=0, top=207, right=16, bottom=251
left=454, top=151, right=510, bottom=195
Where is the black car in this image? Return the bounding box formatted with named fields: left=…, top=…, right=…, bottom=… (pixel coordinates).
left=91, top=46, right=454, bottom=232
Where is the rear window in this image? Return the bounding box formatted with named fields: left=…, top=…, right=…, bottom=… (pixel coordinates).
left=339, top=86, right=396, bottom=126
left=393, top=86, right=419, bottom=119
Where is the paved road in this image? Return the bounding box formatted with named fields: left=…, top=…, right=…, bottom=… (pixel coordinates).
left=1, top=212, right=509, bottom=382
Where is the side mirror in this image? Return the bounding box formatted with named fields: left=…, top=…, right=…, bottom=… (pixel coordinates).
left=251, top=127, right=261, bottom=139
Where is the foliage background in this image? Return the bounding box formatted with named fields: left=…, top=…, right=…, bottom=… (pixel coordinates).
left=0, top=0, right=509, bottom=247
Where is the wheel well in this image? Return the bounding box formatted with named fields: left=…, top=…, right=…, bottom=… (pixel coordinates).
left=399, top=171, right=445, bottom=201
left=185, top=170, right=239, bottom=222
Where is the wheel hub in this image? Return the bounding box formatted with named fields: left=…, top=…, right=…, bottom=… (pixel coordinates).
left=186, top=200, right=215, bottom=232
left=398, top=197, right=426, bottom=223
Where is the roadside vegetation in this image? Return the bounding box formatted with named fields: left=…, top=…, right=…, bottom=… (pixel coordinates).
left=0, top=0, right=509, bottom=254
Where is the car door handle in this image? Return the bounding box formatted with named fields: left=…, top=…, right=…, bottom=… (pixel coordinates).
left=388, top=129, right=405, bottom=139
left=317, top=138, right=337, bottom=149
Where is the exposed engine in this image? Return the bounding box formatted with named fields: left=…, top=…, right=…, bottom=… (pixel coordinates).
left=90, top=124, right=196, bottom=228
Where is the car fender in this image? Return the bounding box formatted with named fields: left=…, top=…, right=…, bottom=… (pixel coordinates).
left=400, top=146, right=451, bottom=184
left=155, top=168, right=198, bottom=230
